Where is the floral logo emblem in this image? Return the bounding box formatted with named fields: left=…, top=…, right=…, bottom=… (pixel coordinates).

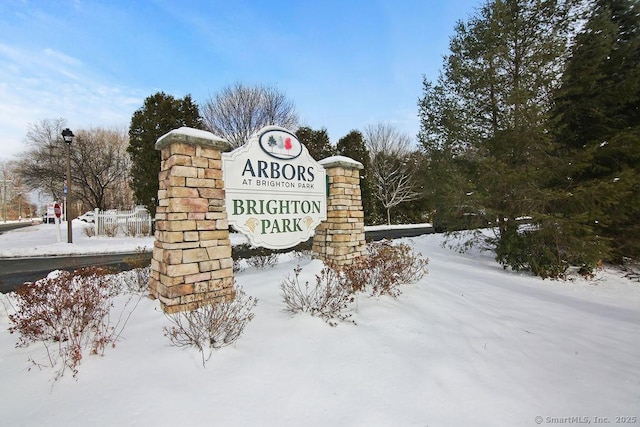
left=259, top=128, right=303, bottom=160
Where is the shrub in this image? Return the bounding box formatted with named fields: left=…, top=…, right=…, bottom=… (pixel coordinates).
left=163, top=286, right=258, bottom=366
left=82, top=225, right=96, bottom=237
left=103, top=222, right=120, bottom=237
left=123, top=221, right=151, bottom=237
left=337, top=257, right=369, bottom=294
left=492, top=219, right=610, bottom=280
left=280, top=264, right=355, bottom=326
left=140, top=222, right=151, bottom=236
left=292, top=249, right=313, bottom=262
left=7, top=267, right=131, bottom=380
left=233, top=259, right=245, bottom=274
left=246, top=253, right=279, bottom=270
left=621, top=258, right=640, bottom=282
left=123, top=248, right=152, bottom=293
left=123, top=222, right=136, bottom=237
left=342, top=240, right=429, bottom=297
left=116, top=265, right=151, bottom=295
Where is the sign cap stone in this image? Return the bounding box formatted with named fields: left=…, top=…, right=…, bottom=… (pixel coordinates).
left=155, top=127, right=229, bottom=151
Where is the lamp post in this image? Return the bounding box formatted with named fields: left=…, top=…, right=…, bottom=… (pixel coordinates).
left=1, top=177, right=7, bottom=223
left=61, top=128, right=74, bottom=243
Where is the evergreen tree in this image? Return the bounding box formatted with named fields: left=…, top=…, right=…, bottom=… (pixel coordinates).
left=336, top=130, right=382, bottom=225
left=127, top=92, right=202, bottom=215
left=418, top=81, right=481, bottom=231
left=295, top=126, right=335, bottom=160
left=419, top=0, right=580, bottom=277
left=552, top=0, right=640, bottom=263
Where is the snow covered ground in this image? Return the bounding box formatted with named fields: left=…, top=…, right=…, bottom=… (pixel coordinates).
left=0, top=220, right=156, bottom=257
left=0, top=222, right=639, bottom=426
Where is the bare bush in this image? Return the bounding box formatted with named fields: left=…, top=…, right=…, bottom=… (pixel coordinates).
left=103, top=222, right=119, bottom=237
left=392, top=242, right=430, bottom=284
left=280, top=265, right=355, bottom=326
left=342, top=240, right=429, bottom=297
left=163, top=286, right=258, bottom=366
left=7, top=267, right=131, bottom=380
left=233, top=259, right=245, bottom=274
left=292, top=249, right=313, bottom=262
left=621, top=258, right=640, bottom=282
left=339, top=257, right=370, bottom=294
left=82, top=225, right=96, bottom=237
left=122, top=248, right=151, bottom=293
left=139, top=222, right=151, bottom=236
left=123, top=222, right=137, bottom=237
left=115, top=266, right=151, bottom=295
left=246, top=253, right=279, bottom=270
left=123, top=221, right=151, bottom=237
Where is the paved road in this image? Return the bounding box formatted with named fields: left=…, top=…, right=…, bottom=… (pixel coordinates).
left=0, top=225, right=434, bottom=293
left=364, top=226, right=434, bottom=242
left=0, top=222, right=34, bottom=234
left=0, top=252, right=152, bottom=293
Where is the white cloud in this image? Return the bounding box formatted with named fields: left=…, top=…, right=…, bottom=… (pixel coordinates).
left=0, top=43, right=145, bottom=161
left=43, top=47, right=82, bottom=65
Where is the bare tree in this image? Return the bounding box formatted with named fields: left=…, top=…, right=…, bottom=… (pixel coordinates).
left=0, top=160, right=14, bottom=221
left=201, top=82, right=299, bottom=148
left=16, top=120, right=132, bottom=211
left=72, top=127, right=133, bottom=210
left=0, top=160, right=35, bottom=221
left=16, top=118, right=68, bottom=202
left=364, top=123, right=421, bottom=225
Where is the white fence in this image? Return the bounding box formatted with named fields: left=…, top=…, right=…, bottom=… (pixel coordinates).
left=92, top=207, right=152, bottom=237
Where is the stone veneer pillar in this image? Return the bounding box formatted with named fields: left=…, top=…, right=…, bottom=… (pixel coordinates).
left=312, top=156, right=366, bottom=266
left=150, top=127, right=234, bottom=314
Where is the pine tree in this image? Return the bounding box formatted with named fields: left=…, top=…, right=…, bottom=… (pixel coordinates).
left=552, top=0, right=640, bottom=263
left=127, top=92, right=203, bottom=215
left=336, top=130, right=382, bottom=224
left=419, top=0, right=580, bottom=277
left=295, top=126, right=335, bottom=160
left=418, top=81, right=480, bottom=231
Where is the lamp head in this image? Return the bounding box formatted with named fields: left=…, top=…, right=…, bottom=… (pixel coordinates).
left=61, top=128, right=74, bottom=144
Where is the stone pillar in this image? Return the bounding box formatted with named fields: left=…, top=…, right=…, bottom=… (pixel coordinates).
left=312, top=156, right=366, bottom=266
left=150, top=127, right=234, bottom=314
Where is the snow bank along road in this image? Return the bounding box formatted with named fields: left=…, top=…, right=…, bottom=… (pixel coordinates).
left=0, top=223, right=435, bottom=292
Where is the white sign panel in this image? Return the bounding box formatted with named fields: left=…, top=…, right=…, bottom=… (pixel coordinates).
left=222, top=126, right=327, bottom=249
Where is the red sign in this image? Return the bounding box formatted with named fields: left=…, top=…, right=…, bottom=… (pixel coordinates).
left=54, top=203, right=62, bottom=218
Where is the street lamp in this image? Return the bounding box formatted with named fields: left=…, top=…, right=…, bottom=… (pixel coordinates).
left=61, top=128, right=74, bottom=243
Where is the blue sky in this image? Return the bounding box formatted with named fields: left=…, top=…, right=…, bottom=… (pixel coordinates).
left=0, top=0, right=481, bottom=161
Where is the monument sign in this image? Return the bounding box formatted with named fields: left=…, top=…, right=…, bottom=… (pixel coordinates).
left=222, top=126, right=327, bottom=249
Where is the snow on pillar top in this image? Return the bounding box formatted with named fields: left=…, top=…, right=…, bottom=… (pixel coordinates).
left=319, top=155, right=364, bottom=170
left=155, top=127, right=230, bottom=151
